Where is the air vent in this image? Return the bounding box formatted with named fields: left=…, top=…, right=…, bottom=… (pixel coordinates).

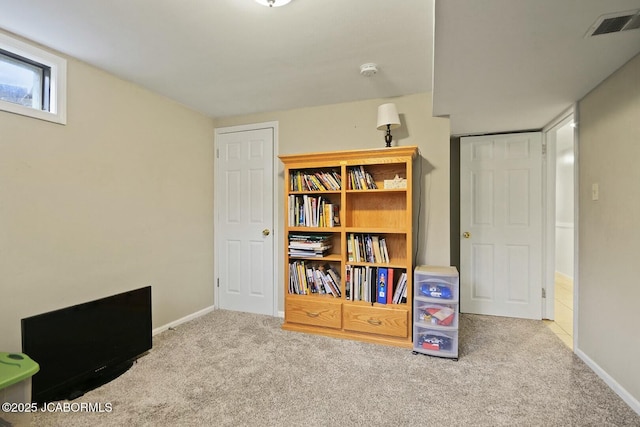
left=586, top=9, right=640, bottom=37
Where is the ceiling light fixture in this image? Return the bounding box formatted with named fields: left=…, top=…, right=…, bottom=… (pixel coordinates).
left=255, top=0, right=292, bottom=7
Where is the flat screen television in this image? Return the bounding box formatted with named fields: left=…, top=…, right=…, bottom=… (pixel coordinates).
left=21, top=286, right=152, bottom=404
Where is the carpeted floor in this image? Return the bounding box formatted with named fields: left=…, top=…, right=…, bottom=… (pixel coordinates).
left=18, top=310, right=640, bottom=426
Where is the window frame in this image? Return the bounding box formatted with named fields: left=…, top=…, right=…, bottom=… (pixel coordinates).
left=0, top=31, right=67, bottom=125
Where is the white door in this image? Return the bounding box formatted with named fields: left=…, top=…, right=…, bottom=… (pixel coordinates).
left=216, top=125, right=274, bottom=315
left=460, top=132, right=543, bottom=319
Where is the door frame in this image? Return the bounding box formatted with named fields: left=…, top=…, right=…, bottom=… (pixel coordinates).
left=213, top=121, right=280, bottom=317
left=542, top=105, right=578, bottom=347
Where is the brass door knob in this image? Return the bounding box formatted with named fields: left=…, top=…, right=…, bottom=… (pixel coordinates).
left=262, top=229, right=270, bottom=236
left=462, top=231, right=471, bottom=238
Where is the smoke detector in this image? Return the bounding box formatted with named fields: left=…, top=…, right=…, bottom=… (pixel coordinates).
left=360, top=63, right=378, bottom=77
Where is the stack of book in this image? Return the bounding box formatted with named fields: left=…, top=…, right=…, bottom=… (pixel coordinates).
left=289, top=261, right=341, bottom=296
left=288, top=195, right=340, bottom=228
left=345, top=266, right=407, bottom=304
left=290, top=170, right=341, bottom=191
left=288, top=234, right=332, bottom=258
left=347, top=166, right=377, bottom=190
left=347, top=233, right=389, bottom=263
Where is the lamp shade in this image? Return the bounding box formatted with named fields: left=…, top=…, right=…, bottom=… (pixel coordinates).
left=376, top=103, right=401, bottom=130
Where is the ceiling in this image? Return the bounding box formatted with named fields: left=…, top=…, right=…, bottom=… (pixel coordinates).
left=433, top=0, right=640, bottom=135
left=1, top=0, right=639, bottom=136
left=0, top=0, right=432, bottom=119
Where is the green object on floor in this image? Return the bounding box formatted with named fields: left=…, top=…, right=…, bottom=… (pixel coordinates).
left=0, top=352, right=39, bottom=390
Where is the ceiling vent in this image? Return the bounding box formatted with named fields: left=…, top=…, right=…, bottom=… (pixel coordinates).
left=585, top=9, right=640, bottom=37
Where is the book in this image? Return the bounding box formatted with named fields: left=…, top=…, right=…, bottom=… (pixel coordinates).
left=345, top=265, right=352, bottom=300
left=370, top=266, right=377, bottom=303
left=401, top=280, right=408, bottom=304
left=347, top=236, right=354, bottom=262
left=377, top=267, right=388, bottom=304
left=372, top=236, right=382, bottom=263
left=365, top=235, right=374, bottom=263
left=358, top=166, right=367, bottom=189
left=380, top=238, right=389, bottom=263
left=306, top=267, right=317, bottom=293
left=362, top=165, right=376, bottom=189
left=386, top=268, right=394, bottom=304
left=324, top=271, right=340, bottom=297
left=313, top=269, right=331, bottom=295
left=353, top=267, right=360, bottom=301
left=289, top=263, right=296, bottom=294
left=326, top=267, right=341, bottom=293
left=353, top=234, right=361, bottom=262
left=299, top=262, right=309, bottom=294
left=364, top=267, right=370, bottom=302
left=392, top=272, right=407, bottom=303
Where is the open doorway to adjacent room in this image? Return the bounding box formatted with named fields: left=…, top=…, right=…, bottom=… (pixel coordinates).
left=544, top=113, right=576, bottom=349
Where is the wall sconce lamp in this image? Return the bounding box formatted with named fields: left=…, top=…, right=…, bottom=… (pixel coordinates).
left=376, top=103, right=401, bottom=148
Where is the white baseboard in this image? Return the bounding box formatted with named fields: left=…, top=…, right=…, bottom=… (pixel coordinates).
left=575, top=347, right=640, bottom=415
left=277, top=310, right=284, bottom=318
left=152, top=305, right=216, bottom=336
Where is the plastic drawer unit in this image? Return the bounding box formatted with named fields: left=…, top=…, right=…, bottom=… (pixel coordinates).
left=412, top=266, right=459, bottom=359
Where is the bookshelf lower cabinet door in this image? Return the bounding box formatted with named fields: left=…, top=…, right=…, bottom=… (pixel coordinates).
left=342, top=305, right=408, bottom=338
left=285, top=298, right=342, bottom=329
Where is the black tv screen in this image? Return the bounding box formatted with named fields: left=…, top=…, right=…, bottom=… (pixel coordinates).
left=22, top=286, right=152, bottom=404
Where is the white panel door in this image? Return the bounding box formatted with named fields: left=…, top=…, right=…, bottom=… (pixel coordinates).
left=460, top=132, right=543, bottom=319
left=216, top=127, right=274, bottom=315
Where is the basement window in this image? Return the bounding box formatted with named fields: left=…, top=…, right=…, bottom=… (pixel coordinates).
left=0, top=32, right=66, bottom=124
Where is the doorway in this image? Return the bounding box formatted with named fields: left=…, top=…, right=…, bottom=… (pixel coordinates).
left=459, top=132, right=544, bottom=319
left=214, top=122, right=278, bottom=316
left=453, top=115, right=577, bottom=341
left=544, top=114, right=576, bottom=349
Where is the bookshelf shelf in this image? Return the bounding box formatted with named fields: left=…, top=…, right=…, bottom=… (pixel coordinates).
left=288, top=254, right=342, bottom=262
left=288, top=227, right=343, bottom=232
left=346, top=261, right=408, bottom=268
left=280, top=146, right=417, bottom=348
left=344, top=227, right=407, bottom=233
left=345, top=188, right=407, bottom=193
left=290, top=191, right=342, bottom=195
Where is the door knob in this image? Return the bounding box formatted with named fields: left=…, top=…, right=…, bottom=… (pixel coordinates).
left=462, top=231, right=471, bottom=239
left=262, top=229, right=270, bottom=236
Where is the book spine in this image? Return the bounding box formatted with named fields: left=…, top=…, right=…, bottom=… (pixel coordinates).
left=377, top=267, right=388, bottom=304
left=386, top=268, right=394, bottom=304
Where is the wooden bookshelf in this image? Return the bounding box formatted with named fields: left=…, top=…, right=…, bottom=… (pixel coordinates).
left=279, top=146, right=417, bottom=348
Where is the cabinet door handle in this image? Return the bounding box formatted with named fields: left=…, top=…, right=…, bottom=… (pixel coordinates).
left=305, top=311, right=320, bottom=318
left=367, top=318, right=382, bottom=326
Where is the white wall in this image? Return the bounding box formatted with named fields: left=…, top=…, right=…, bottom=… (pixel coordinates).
left=215, top=93, right=451, bottom=311
left=578, top=52, right=640, bottom=408
left=555, top=125, right=574, bottom=278
left=0, top=31, right=216, bottom=351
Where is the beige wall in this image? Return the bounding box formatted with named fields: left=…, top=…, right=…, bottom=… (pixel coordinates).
left=215, top=93, right=451, bottom=310
left=0, top=35, right=216, bottom=351
left=578, top=53, right=640, bottom=405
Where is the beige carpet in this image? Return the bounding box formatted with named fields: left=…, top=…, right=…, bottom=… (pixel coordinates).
left=20, top=310, right=640, bottom=426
